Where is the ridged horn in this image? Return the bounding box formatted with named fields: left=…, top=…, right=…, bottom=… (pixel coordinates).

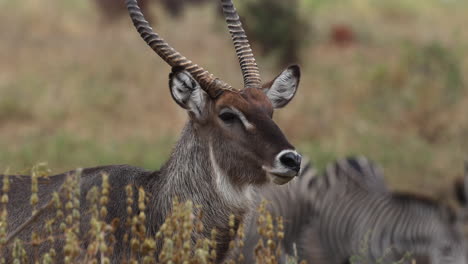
left=125, top=0, right=234, bottom=97
left=221, top=0, right=262, bottom=89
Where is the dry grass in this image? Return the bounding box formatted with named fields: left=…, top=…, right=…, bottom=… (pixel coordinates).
left=0, top=0, right=467, bottom=209
left=0, top=168, right=297, bottom=263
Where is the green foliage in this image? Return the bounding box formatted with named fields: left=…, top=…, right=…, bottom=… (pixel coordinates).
left=301, top=0, right=333, bottom=9
left=240, top=0, right=311, bottom=68
left=0, top=132, right=174, bottom=174
left=363, top=41, right=465, bottom=143
left=369, top=41, right=463, bottom=111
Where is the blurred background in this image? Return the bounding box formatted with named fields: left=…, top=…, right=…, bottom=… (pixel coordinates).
left=0, top=0, right=467, bottom=202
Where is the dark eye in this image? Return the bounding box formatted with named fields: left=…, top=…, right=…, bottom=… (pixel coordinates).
left=219, top=112, right=238, bottom=123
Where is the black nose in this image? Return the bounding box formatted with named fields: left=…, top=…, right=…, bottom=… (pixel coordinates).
left=279, top=151, right=302, bottom=173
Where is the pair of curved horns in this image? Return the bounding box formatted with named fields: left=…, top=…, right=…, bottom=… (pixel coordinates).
left=125, top=0, right=261, bottom=96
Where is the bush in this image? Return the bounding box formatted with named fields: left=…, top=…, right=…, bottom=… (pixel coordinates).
left=240, top=0, right=311, bottom=68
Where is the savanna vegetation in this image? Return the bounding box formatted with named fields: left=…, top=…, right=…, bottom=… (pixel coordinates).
left=0, top=0, right=467, bottom=262
left=0, top=168, right=295, bottom=263
left=1, top=0, right=466, bottom=198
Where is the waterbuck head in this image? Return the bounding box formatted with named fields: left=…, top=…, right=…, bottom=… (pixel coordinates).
left=126, top=0, right=302, bottom=186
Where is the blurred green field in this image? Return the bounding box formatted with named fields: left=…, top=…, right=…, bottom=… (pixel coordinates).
left=0, top=0, right=467, bottom=200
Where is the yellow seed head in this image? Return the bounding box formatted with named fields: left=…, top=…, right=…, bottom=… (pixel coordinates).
left=2, top=176, right=10, bottom=192
left=100, top=196, right=109, bottom=205
left=100, top=207, right=108, bottom=218
left=1, top=195, right=8, bottom=204
left=30, top=193, right=38, bottom=206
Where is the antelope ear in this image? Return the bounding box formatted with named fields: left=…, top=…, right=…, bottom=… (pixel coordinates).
left=263, top=65, right=300, bottom=108
left=169, top=67, right=209, bottom=119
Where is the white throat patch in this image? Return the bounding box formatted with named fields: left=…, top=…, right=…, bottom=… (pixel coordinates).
left=208, top=141, right=252, bottom=207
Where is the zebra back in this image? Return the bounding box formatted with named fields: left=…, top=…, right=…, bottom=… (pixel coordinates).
left=300, top=158, right=467, bottom=264
left=301, top=156, right=389, bottom=214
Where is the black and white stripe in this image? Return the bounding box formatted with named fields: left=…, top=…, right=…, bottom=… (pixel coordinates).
left=324, top=156, right=388, bottom=193
left=300, top=157, right=467, bottom=264
left=239, top=157, right=466, bottom=263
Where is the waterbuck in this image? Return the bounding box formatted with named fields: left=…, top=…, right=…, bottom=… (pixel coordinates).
left=1, top=0, right=303, bottom=262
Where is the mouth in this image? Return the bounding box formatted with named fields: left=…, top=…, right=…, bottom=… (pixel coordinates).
left=268, top=173, right=295, bottom=185
left=263, top=166, right=298, bottom=185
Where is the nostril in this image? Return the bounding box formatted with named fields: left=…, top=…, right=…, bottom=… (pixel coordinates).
left=279, top=152, right=302, bottom=172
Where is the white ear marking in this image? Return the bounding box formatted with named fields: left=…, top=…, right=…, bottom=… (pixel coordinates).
left=264, top=65, right=300, bottom=109
left=169, top=69, right=208, bottom=119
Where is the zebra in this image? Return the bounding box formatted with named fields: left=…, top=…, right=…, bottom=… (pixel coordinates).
left=299, top=157, right=467, bottom=264
left=240, top=157, right=466, bottom=263
left=239, top=156, right=388, bottom=263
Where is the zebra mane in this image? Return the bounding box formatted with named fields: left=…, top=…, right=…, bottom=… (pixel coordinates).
left=299, top=156, right=390, bottom=214
left=322, top=156, right=389, bottom=193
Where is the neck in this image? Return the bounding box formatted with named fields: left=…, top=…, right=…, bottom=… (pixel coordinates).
left=149, top=121, right=252, bottom=261
left=159, top=122, right=252, bottom=207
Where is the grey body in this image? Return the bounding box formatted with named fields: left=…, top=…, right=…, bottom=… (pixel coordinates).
left=2, top=165, right=149, bottom=262
left=1, top=124, right=251, bottom=262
